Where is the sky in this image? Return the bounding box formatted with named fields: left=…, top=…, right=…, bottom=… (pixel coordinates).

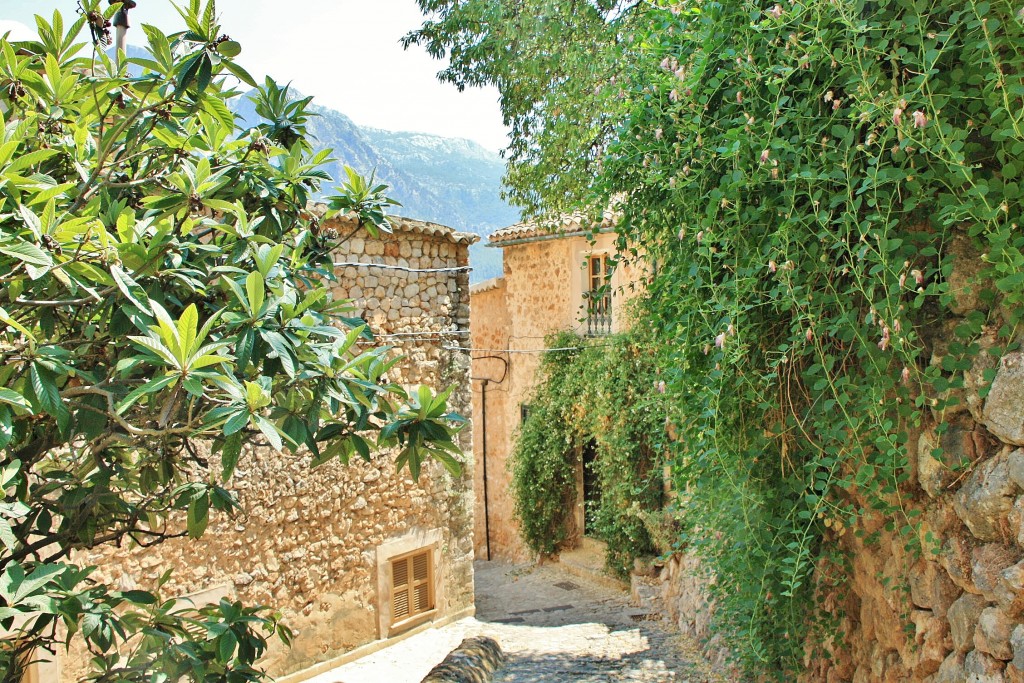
left=1, top=0, right=509, bottom=152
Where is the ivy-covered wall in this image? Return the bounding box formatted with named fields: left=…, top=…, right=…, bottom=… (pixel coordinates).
left=510, top=330, right=668, bottom=578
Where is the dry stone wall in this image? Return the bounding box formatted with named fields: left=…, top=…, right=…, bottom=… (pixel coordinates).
left=633, top=247, right=1024, bottom=682
left=70, top=216, right=478, bottom=681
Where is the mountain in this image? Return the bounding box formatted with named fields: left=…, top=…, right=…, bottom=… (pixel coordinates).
left=118, top=46, right=514, bottom=281
left=230, top=92, right=516, bottom=282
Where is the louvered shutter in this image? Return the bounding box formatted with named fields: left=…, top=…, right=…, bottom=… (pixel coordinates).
left=392, top=556, right=411, bottom=620
left=390, top=549, right=434, bottom=624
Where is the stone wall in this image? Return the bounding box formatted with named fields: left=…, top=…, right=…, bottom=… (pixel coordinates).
left=470, top=230, right=646, bottom=562
left=67, top=216, right=479, bottom=681
left=631, top=243, right=1024, bottom=682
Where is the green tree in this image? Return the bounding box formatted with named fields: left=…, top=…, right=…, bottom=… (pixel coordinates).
left=0, top=2, right=464, bottom=680
left=405, top=0, right=640, bottom=216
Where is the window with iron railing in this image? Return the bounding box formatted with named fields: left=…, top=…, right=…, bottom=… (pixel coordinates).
left=585, top=254, right=612, bottom=336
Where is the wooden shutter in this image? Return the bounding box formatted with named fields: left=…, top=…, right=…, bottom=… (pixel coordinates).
left=391, top=549, right=434, bottom=624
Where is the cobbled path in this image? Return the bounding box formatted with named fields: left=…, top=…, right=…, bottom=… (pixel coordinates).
left=313, top=561, right=726, bottom=683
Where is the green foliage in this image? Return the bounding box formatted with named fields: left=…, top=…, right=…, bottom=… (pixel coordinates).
left=405, top=0, right=638, bottom=216
left=415, top=0, right=1024, bottom=676
left=0, top=2, right=463, bottom=679
left=511, top=330, right=664, bottom=577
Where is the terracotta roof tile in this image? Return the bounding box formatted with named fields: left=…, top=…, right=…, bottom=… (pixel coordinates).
left=470, top=276, right=505, bottom=295
left=488, top=210, right=618, bottom=246
left=312, top=203, right=480, bottom=245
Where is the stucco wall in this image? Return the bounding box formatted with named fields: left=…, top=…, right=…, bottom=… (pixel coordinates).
left=470, top=230, right=647, bottom=562
left=67, top=217, right=478, bottom=681
left=470, top=278, right=512, bottom=561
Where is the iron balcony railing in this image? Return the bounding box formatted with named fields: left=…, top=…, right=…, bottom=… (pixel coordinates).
left=585, top=291, right=612, bottom=336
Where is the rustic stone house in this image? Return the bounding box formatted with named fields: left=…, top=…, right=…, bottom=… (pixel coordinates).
left=36, top=215, right=480, bottom=682
left=469, top=212, right=646, bottom=562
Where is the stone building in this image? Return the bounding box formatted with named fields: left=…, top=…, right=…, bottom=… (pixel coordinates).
left=47, top=215, right=480, bottom=682
left=469, top=212, right=645, bottom=562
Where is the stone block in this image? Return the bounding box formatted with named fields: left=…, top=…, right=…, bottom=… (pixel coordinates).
left=985, top=355, right=1024, bottom=446
left=912, top=609, right=952, bottom=675
left=966, top=334, right=1002, bottom=422
left=965, top=648, right=1008, bottom=682
left=976, top=606, right=1016, bottom=660
left=1009, top=497, right=1024, bottom=549
left=997, top=559, right=1024, bottom=616
left=936, top=651, right=967, bottom=683
left=910, top=557, right=962, bottom=618
left=1012, top=625, right=1024, bottom=671
left=974, top=545, right=1020, bottom=601
left=955, top=453, right=1016, bottom=542
left=1010, top=450, right=1024, bottom=490
left=950, top=593, right=990, bottom=652
left=945, top=535, right=981, bottom=594
left=946, top=234, right=988, bottom=316
left=921, top=421, right=985, bottom=498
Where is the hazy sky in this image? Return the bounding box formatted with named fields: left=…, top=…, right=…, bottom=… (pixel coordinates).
left=1, top=1, right=509, bottom=152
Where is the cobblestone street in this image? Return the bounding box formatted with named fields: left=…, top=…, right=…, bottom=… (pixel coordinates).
left=312, top=561, right=725, bottom=683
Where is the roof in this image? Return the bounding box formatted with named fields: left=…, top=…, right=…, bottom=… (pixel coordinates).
left=312, top=203, right=480, bottom=245
left=470, top=276, right=505, bottom=295
left=488, top=210, right=619, bottom=246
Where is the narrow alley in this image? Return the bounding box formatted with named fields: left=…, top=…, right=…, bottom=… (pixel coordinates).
left=311, top=561, right=726, bottom=683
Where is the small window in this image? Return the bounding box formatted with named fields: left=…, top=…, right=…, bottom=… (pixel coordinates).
left=391, top=549, right=434, bottom=626
left=520, top=403, right=530, bottom=424
left=585, top=254, right=612, bottom=336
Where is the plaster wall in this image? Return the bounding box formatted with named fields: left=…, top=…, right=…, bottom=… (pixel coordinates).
left=470, top=231, right=647, bottom=561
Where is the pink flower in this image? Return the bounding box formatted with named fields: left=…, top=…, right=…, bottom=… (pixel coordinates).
left=806, top=327, right=814, bottom=342
left=912, top=110, right=928, bottom=128
left=661, top=57, right=672, bottom=71
left=878, top=324, right=891, bottom=351
left=737, top=91, right=744, bottom=104
left=768, top=260, right=778, bottom=273
left=911, top=268, right=924, bottom=285
left=768, top=4, right=783, bottom=18
left=655, top=128, right=664, bottom=140
left=696, top=230, right=704, bottom=243
left=892, top=107, right=903, bottom=126
left=760, top=149, right=771, bottom=164
left=901, top=366, right=911, bottom=384
left=715, top=333, right=726, bottom=349
left=669, top=89, right=681, bottom=102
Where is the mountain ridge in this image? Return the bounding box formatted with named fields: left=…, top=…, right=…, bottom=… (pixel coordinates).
left=120, top=46, right=513, bottom=281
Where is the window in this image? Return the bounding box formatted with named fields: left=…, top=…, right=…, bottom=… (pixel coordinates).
left=390, top=549, right=434, bottom=626
left=585, top=254, right=612, bottom=336
left=520, top=403, right=530, bottom=424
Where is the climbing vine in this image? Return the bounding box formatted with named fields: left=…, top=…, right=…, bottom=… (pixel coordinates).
left=599, top=0, right=1024, bottom=675
left=413, top=0, right=1024, bottom=676
left=511, top=329, right=666, bottom=578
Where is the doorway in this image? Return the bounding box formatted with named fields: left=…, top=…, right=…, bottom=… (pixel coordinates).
left=582, top=439, right=601, bottom=537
